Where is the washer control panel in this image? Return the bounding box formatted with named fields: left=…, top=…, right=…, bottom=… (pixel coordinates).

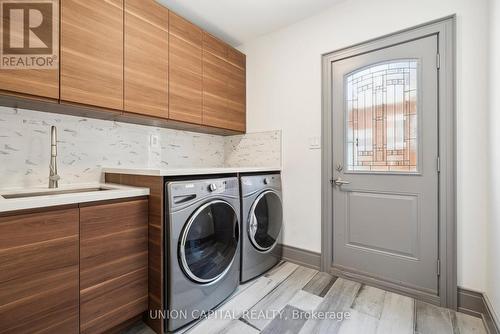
left=168, top=177, right=239, bottom=210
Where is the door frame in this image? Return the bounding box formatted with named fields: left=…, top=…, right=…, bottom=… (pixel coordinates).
left=321, top=16, right=456, bottom=308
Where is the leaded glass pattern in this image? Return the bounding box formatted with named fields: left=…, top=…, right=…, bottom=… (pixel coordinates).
left=346, top=60, right=418, bottom=172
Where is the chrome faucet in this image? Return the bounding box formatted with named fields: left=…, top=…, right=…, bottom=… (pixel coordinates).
left=48, top=126, right=60, bottom=188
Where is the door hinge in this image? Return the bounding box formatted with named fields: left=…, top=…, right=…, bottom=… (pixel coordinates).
left=437, top=156, right=441, bottom=173
left=436, top=53, right=441, bottom=70
left=437, top=259, right=441, bottom=276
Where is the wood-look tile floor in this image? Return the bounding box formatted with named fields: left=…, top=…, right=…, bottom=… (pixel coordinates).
left=125, top=262, right=487, bottom=334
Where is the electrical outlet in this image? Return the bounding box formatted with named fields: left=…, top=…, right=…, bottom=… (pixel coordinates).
left=150, top=134, right=159, bottom=148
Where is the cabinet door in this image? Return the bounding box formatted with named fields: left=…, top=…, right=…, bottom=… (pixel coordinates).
left=202, top=32, right=227, bottom=59
left=202, top=35, right=246, bottom=132
left=226, top=60, right=246, bottom=132
left=79, top=198, right=148, bottom=334
left=0, top=207, right=79, bottom=334
left=0, top=0, right=59, bottom=99
left=227, top=47, right=246, bottom=69
left=61, top=0, right=123, bottom=110
left=0, top=69, right=59, bottom=100
left=124, top=0, right=168, bottom=118
left=202, top=50, right=228, bottom=128
left=168, top=12, right=202, bottom=123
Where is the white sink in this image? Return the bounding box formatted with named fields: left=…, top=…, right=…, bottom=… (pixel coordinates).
left=1, top=187, right=110, bottom=199
left=0, top=183, right=150, bottom=213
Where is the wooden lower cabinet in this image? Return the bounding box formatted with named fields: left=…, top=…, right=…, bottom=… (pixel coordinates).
left=0, top=206, right=80, bottom=334
left=105, top=174, right=164, bottom=334
left=79, top=198, right=149, bottom=334
left=0, top=198, right=149, bottom=334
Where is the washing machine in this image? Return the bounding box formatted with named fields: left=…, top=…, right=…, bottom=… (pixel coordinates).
left=240, top=173, right=283, bottom=282
left=165, top=177, right=240, bottom=332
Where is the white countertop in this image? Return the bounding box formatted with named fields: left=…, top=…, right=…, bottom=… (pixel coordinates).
left=102, top=166, right=282, bottom=176
left=0, top=183, right=150, bottom=213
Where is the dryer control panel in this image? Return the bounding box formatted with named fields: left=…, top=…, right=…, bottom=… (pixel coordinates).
left=240, top=173, right=281, bottom=197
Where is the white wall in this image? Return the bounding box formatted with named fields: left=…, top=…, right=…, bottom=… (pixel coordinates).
left=487, top=0, right=500, bottom=321
left=239, top=0, right=490, bottom=291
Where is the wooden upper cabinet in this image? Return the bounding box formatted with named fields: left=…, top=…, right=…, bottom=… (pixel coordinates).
left=61, top=0, right=123, bottom=110
left=203, top=32, right=227, bottom=59
left=203, top=58, right=245, bottom=132
left=202, top=50, right=228, bottom=128
left=124, top=0, right=169, bottom=118
left=168, top=12, right=202, bottom=124
left=0, top=0, right=59, bottom=99
left=0, top=207, right=79, bottom=334
left=202, top=32, right=246, bottom=132
left=0, top=69, right=59, bottom=100
left=0, top=0, right=245, bottom=133
left=226, top=61, right=246, bottom=132
left=226, top=49, right=246, bottom=132
left=227, top=48, right=246, bottom=69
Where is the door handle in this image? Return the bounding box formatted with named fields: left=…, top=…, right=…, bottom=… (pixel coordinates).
left=332, top=177, right=350, bottom=186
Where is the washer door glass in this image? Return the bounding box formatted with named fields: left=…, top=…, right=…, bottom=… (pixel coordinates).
left=180, top=200, right=239, bottom=284
left=249, top=191, right=283, bottom=252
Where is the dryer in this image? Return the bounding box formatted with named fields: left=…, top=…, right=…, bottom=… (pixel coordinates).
left=240, top=173, right=283, bottom=282
left=165, top=177, right=240, bottom=332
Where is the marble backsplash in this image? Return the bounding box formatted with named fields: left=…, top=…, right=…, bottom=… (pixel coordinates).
left=0, top=107, right=281, bottom=189
left=224, top=130, right=281, bottom=167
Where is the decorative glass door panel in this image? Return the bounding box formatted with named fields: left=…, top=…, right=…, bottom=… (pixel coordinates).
left=346, top=60, right=419, bottom=173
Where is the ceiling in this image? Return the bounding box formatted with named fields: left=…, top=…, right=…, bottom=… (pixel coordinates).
left=156, top=0, right=342, bottom=46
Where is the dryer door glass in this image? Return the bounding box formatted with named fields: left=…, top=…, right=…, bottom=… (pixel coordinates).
left=180, top=200, right=239, bottom=284
left=249, top=191, right=283, bottom=252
